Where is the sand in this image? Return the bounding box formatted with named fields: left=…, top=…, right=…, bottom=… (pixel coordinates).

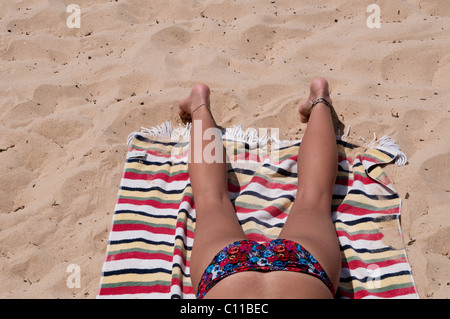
left=0, top=0, right=448, bottom=298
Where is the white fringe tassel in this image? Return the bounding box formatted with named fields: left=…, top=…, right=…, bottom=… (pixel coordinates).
left=368, top=133, right=408, bottom=166
left=127, top=121, right=280, bottom=148
left=127, top=121, right=407, bottom=166
left=127, top=121, right=192, bottom=145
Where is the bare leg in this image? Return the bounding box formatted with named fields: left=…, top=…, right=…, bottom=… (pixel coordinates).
left=278, top=78, right=341, bottom=289
left=178, top=84, right=247, bottom=293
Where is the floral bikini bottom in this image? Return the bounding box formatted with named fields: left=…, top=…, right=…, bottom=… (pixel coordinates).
left=196, top=238, right=335, bottom=299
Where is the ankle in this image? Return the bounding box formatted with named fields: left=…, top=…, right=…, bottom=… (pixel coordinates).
left=190, top=102, right=209, bottom=115
left=308, top=97, right=332, bottom=114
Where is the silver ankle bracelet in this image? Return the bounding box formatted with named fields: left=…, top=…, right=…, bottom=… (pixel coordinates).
left=308, top=97, right=332, bottom=113
left=191, top=103, right=208, bottom=114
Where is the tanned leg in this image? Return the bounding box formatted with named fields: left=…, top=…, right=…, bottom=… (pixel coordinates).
left=178, top=84, right=247, bottom=294
left=278, top=78, right=342, bottom=291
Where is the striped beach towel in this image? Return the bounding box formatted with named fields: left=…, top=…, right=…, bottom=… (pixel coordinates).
left=97, top=122, right=418, bottom=299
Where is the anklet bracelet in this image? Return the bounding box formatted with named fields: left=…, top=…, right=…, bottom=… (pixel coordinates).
left=192, top=103, right=208, bottom=114
left=308, top=97, right=332, bottom=113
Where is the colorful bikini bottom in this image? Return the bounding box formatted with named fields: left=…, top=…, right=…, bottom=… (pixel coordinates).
left=196, top=238, right=335, bottom=299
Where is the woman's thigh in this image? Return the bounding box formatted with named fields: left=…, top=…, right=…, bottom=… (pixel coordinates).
left=189, top=196, right=247, bottom=293
left=278, top=207, right=342, bottom=289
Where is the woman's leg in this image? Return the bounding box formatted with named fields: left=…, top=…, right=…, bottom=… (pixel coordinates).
left=278, top=78, right=342, bottom=289
left=178, top=84, right=247, bottom=293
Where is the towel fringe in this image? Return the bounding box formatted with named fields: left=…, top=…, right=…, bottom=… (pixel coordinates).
left=128, top=121, right=407, bottom=166
left=368, top=133, right=408, bottom=166
left=336, top=126, right=407, bottom=167
left=127, top=121, right=290, bottom=148
left=338, top=125, right=351, bottom=140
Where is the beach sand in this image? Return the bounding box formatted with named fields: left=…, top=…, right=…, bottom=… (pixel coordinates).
left=0, top=0, right=448, bottom=298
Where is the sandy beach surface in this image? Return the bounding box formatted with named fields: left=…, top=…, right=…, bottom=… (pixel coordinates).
left=0, top=0, right=448, bottom=298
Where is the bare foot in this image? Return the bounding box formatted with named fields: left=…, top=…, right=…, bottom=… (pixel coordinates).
left=178, top=84, right=210, bottom=120
left=298, top=77, right=332, bottom=123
